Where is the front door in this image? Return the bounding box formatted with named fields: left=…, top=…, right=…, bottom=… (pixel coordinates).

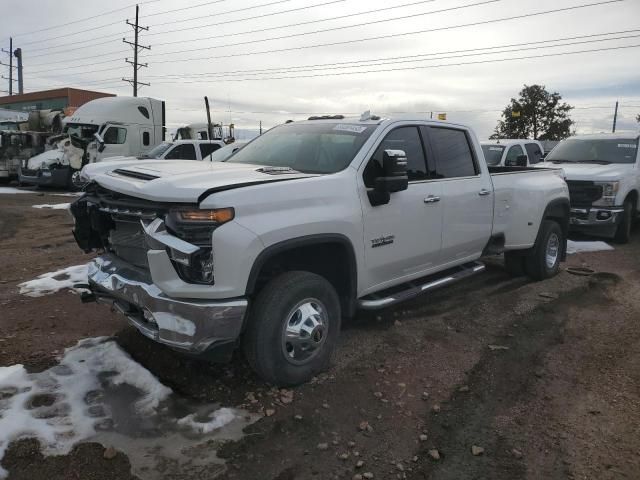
left=423, top=126, right=493, bottom=263
left=359, top=125, right=443, bottom=294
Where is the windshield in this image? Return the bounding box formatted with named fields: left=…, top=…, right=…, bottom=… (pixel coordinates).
left=481, top=145, right=506, bottom=166
left=143, top=142, right=173, bottom=158
left=546, top=137, right=639, bottom=164
left=227, top=123, right=377, bottom=174
left=64, top=123, right=99, bottom=141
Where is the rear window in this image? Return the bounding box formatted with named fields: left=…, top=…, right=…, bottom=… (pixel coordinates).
left=481, top=145, right=505, bottom=166
left=430, top=128, right=478, bottom=178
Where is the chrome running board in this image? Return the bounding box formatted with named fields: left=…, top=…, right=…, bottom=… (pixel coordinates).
left=358, top=261, right=485, bottom=310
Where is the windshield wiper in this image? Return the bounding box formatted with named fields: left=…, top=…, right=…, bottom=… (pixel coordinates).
left=575, top=160, right=611, bottom=164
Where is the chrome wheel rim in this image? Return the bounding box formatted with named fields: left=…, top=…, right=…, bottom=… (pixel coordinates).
left=281, top=298, right=328, bottom=365
left=545, top=232, right=560, bottom=269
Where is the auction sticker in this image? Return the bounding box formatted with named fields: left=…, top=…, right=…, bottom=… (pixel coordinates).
left=333, top=124, right=368, bottom=134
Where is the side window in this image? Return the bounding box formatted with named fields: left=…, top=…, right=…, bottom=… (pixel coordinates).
left=525, top=143, right=543, bottom=164
left=142, top=131, right=150, bottom=146
left=429, top=127, right=478, bottom=178
left=200, top=143, right=221, bottom=158
left=103, top=126, right=127, bottom=145
left=505, top=144, right=525, bottom=164
left=364, top=126, right=428, bottom=187
left=165, top=144, right=197, bottom=160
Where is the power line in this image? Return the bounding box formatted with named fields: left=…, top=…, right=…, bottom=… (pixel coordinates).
left=145, top=0, right=502, bottom=57
left=147, top=30, right=640, bottom=79
left=152, top=0, right=434, bottom=46
left=145, top=0, right=625, bottom=63
left=11, top=0, right=162, bottom=38
left=25, top=0, right=300, bottom=55
left=148, top=43, right=640, bottom=83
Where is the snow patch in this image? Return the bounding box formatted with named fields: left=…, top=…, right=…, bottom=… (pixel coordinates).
left=566, top=240, right=614, bottom=255
left=32, top=203, right=70, bottom=210
left=0, top=338, right=257, bottom=479
left=0, top=187, right=31, bottom=194
left=18, top=264, right=88, bottom=297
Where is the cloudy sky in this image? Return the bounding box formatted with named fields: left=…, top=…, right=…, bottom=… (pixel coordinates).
left=1, top=0, right=639, bottom=138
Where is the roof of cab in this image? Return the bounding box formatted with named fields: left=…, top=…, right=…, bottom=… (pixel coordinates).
left=569, top=132, right=640, bottom=140
left=480, top=139, right=540, bottom=146
left=291, top=113, right=471, bottom=130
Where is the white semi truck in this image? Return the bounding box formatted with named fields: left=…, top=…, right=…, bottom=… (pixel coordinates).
left=19, top=96, right=165, bottom=189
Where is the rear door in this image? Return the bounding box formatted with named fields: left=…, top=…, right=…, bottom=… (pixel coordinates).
left=423, top=126, right=493, bottom=264
left=359, top=124, right=444, bottom=292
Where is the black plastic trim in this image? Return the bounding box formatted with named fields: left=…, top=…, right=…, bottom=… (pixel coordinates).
left=245, top=233, right=358, bottom=316
left=197, top=177, right=307, bottom=204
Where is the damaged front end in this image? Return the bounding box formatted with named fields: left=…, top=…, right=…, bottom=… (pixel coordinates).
left=70, top=184, right=246, bottom=359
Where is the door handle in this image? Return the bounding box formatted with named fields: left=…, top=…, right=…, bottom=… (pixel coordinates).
left=424, top=195, right=441, bottom=204
left=478, top=189, right=491, bottom=196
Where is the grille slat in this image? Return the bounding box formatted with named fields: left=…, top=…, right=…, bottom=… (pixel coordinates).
left=566, top=180, right=603, bottom=208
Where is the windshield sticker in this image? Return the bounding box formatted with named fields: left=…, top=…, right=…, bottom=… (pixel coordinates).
left=618, top=143, right=637, bottom=148
left=333, top=124, right=367, bottom=134
left=489, top=147, right=503, bottom=151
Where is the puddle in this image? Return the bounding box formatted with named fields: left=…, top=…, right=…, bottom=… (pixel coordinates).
left=0, top=337, right=259, bottom=479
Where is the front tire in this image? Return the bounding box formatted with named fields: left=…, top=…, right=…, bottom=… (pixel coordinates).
left=243, top=271, right=341, bottom=386
left=524, top=219, right=563, bottom=281
left=613, top=200, right=634, bottom=244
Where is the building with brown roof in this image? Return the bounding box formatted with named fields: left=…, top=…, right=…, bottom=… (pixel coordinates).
left=0, top=88, right=115, bottom=115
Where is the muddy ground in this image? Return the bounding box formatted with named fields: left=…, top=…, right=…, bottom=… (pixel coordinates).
left=1, top=189, right=639, bottom=480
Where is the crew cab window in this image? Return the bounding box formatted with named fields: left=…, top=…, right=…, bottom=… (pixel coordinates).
left=165, top=144, right=197, bottom=160
left=505, top=144, right=525, bottom=165
left=429, top=127, right=478, bottom=178
left=364, top=126, right=428, bottom=187
left=525, top=143, right=543, bottom=164
left=103, top=126, right=127, bottom=145
left=200, top=143, right=221, bottom=158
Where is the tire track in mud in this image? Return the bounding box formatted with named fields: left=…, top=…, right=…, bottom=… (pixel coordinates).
left=409, top=275, right=620, bottom=480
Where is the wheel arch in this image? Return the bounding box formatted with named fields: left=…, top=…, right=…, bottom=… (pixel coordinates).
left=541, top=197, right=570, bottom=261
left=246, top=234, right=358, bottom=317
left=624, top=189, right=638, bottom=210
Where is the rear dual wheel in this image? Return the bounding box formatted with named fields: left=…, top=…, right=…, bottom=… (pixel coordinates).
left=504, top=219, right=563, bottom=281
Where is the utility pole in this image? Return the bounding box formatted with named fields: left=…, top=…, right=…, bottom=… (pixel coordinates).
left=14, top=48, right=23, bottom=94
left=204, top=96, right=213, bottom=140
left=612, top=100, right=619, bottom=133
left=1, top=37, right=14, bottom=95
left=122, top=5, right=150, bottom=96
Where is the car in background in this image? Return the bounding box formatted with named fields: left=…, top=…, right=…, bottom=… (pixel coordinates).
left=205, top=140, right=248, bottom=162
left=141, top=139, right=226, bottom=161
left=540, top=133, right=640, bottom=243
left=480, top=139, right=545, bottom=167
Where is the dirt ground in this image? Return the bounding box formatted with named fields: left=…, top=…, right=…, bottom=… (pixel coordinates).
left=1, top=189, right=639, bottom=480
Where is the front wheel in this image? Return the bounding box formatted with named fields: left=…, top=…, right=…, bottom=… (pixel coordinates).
left=243, top=271, right=341, bottom=386
left=613, top=200, right=634, bottom=244
left=524, top=219, right=563, bottom=281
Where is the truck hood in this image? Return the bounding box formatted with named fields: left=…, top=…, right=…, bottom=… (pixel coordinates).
left=537, top=162, right=634, bottom=181
left=90, top=160, right=319, bottom=203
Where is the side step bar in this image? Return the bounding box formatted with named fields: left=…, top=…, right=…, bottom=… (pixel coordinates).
left=357, top=261, right=485, bottom=310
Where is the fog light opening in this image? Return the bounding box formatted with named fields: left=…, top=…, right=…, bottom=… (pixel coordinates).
left=596, top=211, right=612, bottom=220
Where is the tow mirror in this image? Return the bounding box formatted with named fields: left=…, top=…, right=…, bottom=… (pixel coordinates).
left=93, top=132, right=106, bottom=153
left=368, top=149, right=409, bottom=206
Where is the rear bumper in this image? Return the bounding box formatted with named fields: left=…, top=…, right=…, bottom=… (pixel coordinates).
left=19, top=166, right=69, bottom=187
left=569, top=206, right=624, bottom=237
left=87, top=254, right=247, bottom=354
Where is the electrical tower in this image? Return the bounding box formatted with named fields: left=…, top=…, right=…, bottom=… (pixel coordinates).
left=122, top=5, right=150, bottom=97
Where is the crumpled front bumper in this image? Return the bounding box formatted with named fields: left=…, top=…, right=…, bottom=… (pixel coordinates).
left=569, top=206, right=624, bottom=237
left=87, top=254, right=247, bottom=354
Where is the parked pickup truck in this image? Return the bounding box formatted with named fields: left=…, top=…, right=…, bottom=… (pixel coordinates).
left=480, top=139, right=545, bottom=167
left=541, top=133, right=640, bottom=243
left=70, top=114, right=569, bottom=385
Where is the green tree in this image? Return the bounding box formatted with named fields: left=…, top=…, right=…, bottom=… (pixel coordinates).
left=490, top=85, right=574, bottom=140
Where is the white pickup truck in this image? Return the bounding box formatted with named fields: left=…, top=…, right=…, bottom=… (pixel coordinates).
left=480, top=139, right=545, bottom=167
left=542, top=133, right=640, bottom=243
left=70, top=114, right=569, bottom=385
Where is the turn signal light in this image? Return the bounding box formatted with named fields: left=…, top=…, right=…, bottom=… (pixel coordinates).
left=176, top=208, right=234, bottom=223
